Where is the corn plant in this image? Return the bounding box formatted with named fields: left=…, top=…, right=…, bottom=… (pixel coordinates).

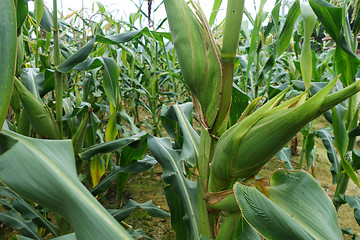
left=1, top=0, right=360, bottom=239
left=147, top=0, right=360, bottom=239
left=307, top=0, right=360, bottom=231
left=0, top=1, right=171, bottom=239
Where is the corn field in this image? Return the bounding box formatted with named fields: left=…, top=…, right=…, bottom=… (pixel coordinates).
left=1, top=0, right=360, bottom=239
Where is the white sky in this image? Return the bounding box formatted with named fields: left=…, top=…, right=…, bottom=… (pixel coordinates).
left=31, top=0, right=276, bottom=28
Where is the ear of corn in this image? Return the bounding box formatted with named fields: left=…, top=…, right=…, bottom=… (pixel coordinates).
left=14, top=78, right=59, bottom=139
left=209, top=78, right=360, bottom=191
left=164, top=0, right=223, bottom=130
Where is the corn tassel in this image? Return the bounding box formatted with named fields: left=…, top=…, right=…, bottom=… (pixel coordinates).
left=209, top=78, right=360, bottom=191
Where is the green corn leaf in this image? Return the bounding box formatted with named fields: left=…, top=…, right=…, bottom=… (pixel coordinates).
left=276, top=0, right=300, bottom=56
left=0, top=187, right=57, bottom=236
left=209, top=0, right=223, bottom=26
left=80, top=131, right=147, bottom=160
left=20, top=68, right=45, bottom=99
left=315, top=129, right=339, bottom=183
left=72, top=112, right=89, bottom=155
left=309, top=0, right=360, bottom=86
left=0, top=129, right=133, bottom=240
left=215, top=212, right=241, bottom=240
left=57, top=28, right=169, bottom=73
left=340, top=154, right=360, bottom=188
left=229, top=84, right=251, bottom=127
left=268, top=0, right=281, bottom=33
left=17, top=233, right=77, bottom=240
left=245, top=0, right=266, bottom=84
left=309, top=0, right=342, bottom=41
left=236, top=217, right=261, bottom=239
left=16, top=0, right=28, bottom=30
left=164, top=185, right=189, bottom=240
left=331, top=106, right=348, bottom=157
left=14, top=78, right=59, bottom=139
left=234, top=170, right=342, bottom=239
left=90, top=157, right=157, bottom=196
left=341, top=195, right=360, bottom=226
left=62, top=98, right=77, bottom=136
left=276, top=147, right=293, bottom=170
left=0, top=0, right=16, bottom=131
left=109, top=199, right=170, bottom=222
left=255, top=53, right=276, bottom=87
left=39, top=6, right=53, bottom=32
left=73, top=57, right=119, bottom=106
left=300, top=0, right=317, bottom=88
left=148, top=135, right=200, bottom=240
left=334, top=38, right=360, bottom=86
left=161, top=103, right=200, bottom=166
left=16, top=35, right=24, bottom=75
left=53, top=233, right=76, bottom=240
left=0, top=210, right=42, bottom=240
left=35, top=0, right=44, bottom=28
left=305, top=133, right=316, bottom=170
left=120, top=132, right=148, bottom=167
left=353, top=0, right=360, bottom=34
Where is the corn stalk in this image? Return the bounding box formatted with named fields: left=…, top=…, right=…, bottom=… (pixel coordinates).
left=53, top=0, right=63, bottom=138
left=148, top=0, right=360, bottom=239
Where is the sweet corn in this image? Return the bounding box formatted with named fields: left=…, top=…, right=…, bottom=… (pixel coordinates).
left=209, top=78, right=360, bottom=191
left=164, top=0, right=223, bottom=130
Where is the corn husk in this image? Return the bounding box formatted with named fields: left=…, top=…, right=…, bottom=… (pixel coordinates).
left=14, top=78, right=59, bottom=139
left=164, top=0, right=223, bottom=130
left=209, top=78, right=360, bottom=191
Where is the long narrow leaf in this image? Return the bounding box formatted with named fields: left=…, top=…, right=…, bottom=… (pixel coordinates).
left=161, top=103, right=199, bottom=166
left=315, top=129, right=339, bottom=183
left=109, top=199, right=170, bottom=222
left=0, top=210, right=42, bottom=240
left=209, top=0, right=223, bottom=26
left=0, top=187, right=57, bottom=236
left=0, top=130, right=133, bottom=240
left=234, top=170, right=342, bottom=239
left=57, top=28, right=171, bottom=73
left=80, top=131, right=147, bottom=160
left=148, top=135, right=200, bottom=240
left=0, top=0, right=16, bottom=130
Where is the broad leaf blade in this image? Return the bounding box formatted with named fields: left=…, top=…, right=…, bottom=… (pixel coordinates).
left=20, top=68, right=45, bottom=100
left=315, top=129, right=339, bottom=183
left=0, top=130, right=133, bottom=240
left=234, top=170, right=342, bottom=240
left=109, top=199, right=170, bottom=222
left=309, top=0, right=342, bottom=42
left=0, top=0, right=16, bottom=131
left=148, top=135, right=200, bottom=240
left=276, top=0, right=300, bottom=56
left=80, top=131, right=147, bottom=160
left=161, top=103, right=200, bottom=166
left=0, top=187, right=57, bottom=236
left=208, top=0, right=223, bottom=26
left=276, top=147, right=293, bottom=170
left=0, top=210, right=42, bottom=240
left=91, top=157, right=157, bottom=196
